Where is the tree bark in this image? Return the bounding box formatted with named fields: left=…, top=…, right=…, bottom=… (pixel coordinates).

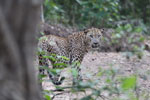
left=0, top=0, right=42, bottom=100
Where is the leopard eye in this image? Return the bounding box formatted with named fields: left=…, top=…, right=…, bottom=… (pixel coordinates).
left=90, top=35, right=93, bottom=38
left=98, top=35, right=101, bottom=37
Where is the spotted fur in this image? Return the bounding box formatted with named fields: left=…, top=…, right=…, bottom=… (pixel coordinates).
left=38, top=28, right=104, bottom=85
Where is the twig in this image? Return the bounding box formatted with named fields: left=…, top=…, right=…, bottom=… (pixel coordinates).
left=51, top=90, right=70, bottom=100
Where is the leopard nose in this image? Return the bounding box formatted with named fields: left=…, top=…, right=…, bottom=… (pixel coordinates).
left=94, top=42, right=98, bottom=45
left=92, top=42, right=99, bottom=48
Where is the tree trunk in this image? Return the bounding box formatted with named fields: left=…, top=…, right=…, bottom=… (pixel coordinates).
left=0, top=0, right=42, bottom=100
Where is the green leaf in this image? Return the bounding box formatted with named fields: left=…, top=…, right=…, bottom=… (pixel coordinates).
left=40, top=66, right=58, bottom=75
left=43, top=90, right=52, bottom=94
left=55, top=86, right=64, bottom=91
left=79, top=82, right=90, bottom=88
left=76, top=0, right=82, bottom=5
left=121, top=76, right=137, bottom=91
left=96, top=71, right=103, bottom=77
left=115, top=33, right=121, bottom=38
left=92, top=90, right=100, bottom=96
left=48, top=69, right=60, bottom=76
left=57, top=56, right=69, bottom=61
left=44, top=0, right=49, bottom=6
left=134, top=27, right=142, bottom=33
left=80, top=95, right=93, bottom=100
left=72, top=61, right=81, bottom=67
left=106, top=79, right=111, bottom=83
left=71, top=68, right=78, bottom=77
left=116, top=25, right=123, bottom=32
left=139, top=36, right=145, bottom=42
left=124, top=24, right=132, bottom=32
left=40, top=32, right=45, bottom=36
left=37, top=51, right=46, bottom=55
left=53, top=63, right=68, bottom=68
left=44, top=94, right=51, bottom=100
left=43, top=56, right=56, bottom=62
left=76, top=0, right=88, bottom=5
left=38, top=74, right=47, bottom=79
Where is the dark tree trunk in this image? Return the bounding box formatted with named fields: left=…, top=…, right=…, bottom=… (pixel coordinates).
left=0, top=0, right=42, bottom=100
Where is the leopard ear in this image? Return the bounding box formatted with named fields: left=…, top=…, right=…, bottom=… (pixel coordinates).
left=99, top=28, right=105, bottom=34
left=84, top=29, right=89, bottom=34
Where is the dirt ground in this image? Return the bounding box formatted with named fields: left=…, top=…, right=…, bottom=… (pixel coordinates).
left=42, top=51, right=150, bottom=100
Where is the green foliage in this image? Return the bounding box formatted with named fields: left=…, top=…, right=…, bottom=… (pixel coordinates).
left=43, top=0, right=150, bottom=33
left=44, top=94, right=51, bottom=100
left=111, top=23, right=145, bottom=58
left=121, top=76, right=137, bottom=91
left=43, top=0, right=120, bottom=28
left=37, top=52, right=149, bottom=99
left=39, top=49, right=146, bottom=100
left=81, top=95, right=93, bottom=100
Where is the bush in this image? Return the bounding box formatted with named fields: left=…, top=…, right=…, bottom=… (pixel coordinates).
left=38, top=54, right=149, bottom=100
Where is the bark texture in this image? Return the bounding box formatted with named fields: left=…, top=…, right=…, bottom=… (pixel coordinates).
left=0, top=0, right=42, bottom=100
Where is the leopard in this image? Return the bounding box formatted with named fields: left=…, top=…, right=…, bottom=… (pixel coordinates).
left=37, top=27, right=104, bottom=85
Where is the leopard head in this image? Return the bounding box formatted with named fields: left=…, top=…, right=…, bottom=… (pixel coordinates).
left=84, top=28, right=104, bottom=51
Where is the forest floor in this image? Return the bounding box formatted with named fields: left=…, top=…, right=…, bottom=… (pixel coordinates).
left=42, top=51, right=150, bottom=100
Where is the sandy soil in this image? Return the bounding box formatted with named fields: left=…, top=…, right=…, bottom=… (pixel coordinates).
left=42, top=51, right=150, bottom=100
